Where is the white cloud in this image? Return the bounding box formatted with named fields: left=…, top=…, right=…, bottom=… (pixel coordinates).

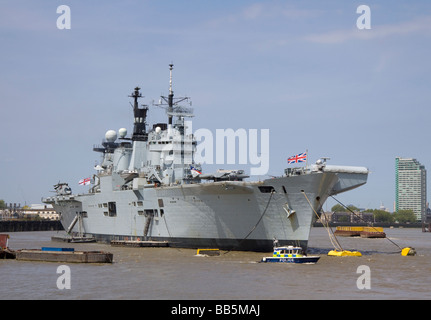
left=0, top=3, right=53, bottom=32
left=206, top=2, right=321, bottom=27
left=242, top=3, right=264, bottom=20
left=305, top=15, right=431, bottom=44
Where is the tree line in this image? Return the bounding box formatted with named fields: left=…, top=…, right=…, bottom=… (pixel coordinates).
left=330, top=204, right=417, bottom=223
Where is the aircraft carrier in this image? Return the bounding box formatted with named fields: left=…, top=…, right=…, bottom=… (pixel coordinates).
left=43, top=65, right=369, bottom=251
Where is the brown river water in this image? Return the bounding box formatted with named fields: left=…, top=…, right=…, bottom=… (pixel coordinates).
left=1, top=227, right=430, bottom=300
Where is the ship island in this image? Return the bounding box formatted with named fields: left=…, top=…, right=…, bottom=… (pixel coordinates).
left=43, top=64, right=369, bottom=252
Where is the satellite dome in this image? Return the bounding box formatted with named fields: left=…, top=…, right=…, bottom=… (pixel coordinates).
left=105, top=130, right=117, bottom=142
left=118, top=128, right=127, bottom=138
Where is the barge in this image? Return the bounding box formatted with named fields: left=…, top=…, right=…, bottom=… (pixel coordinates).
left=334, top=226, right=386, bottom=238
left=15, top=247, right=113, bottom=263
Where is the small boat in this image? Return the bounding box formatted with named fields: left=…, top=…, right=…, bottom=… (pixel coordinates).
left=261, top=246, right=320, bottom=264
left=0, top=234, right=9, bottom=249
left=51, top=235, right=96, bottom=243
left=0, top=234, right=15, bottom=259
left=0, top=248, right=16, bottom=259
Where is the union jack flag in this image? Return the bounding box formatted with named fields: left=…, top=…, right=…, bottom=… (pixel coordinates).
left=287, top=152, right=307, bottom=164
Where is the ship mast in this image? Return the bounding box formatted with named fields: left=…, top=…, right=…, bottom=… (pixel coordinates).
left=129, top=87, right=148, bottom=141
left=154, top=64, right=193, bottom=128
left=168, top=64, right=174, bottom=125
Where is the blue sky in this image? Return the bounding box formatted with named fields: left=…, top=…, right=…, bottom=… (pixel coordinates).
left=1, top=1, right=430, bottom=211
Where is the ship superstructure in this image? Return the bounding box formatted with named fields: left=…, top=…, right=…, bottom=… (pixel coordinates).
left=43, top=65, right=369, bottom=251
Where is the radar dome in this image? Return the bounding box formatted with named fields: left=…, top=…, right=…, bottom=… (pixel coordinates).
left=105, top=130, right=117, bottom=142
left=118, top=128, right=127, bottom=138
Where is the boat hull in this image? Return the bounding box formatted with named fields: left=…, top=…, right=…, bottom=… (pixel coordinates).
left=46, top=171, right=339, bottom=252
left=261, top=256, right=320, bottom=264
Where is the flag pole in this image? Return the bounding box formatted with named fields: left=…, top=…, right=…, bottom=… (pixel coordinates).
left=305, top=149, right=309, bottom=169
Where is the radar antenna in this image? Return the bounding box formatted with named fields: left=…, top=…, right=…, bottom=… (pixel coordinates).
left=153, top=64, right=193, bottom=123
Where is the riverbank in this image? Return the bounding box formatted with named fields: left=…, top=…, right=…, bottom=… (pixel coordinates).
left=313, top=221, right=423, bottom=228
left=0, top=220, right=63, bottom=232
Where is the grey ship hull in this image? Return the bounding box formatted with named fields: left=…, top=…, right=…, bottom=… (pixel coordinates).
left=46, top=169, right=363, bottom=252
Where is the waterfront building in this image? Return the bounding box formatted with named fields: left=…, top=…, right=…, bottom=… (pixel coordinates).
left=21, top=204, right=59, bottom=220
left=328, top=211, right=373, bottom=223
left=395, top=157, right=427, bottom=221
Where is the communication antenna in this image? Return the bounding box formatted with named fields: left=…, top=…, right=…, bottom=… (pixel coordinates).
left=153, top=64, right=194, bottom=124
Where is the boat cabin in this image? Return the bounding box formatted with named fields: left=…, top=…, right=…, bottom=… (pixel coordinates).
left=273, top=246, right=304, bottom=258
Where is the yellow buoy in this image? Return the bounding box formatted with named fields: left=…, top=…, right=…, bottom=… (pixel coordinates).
left=401, top=247, right=416, bottom=256
left=196, top=248, right=220, bottom=256
left=328, top=250, right=362, bottom=257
